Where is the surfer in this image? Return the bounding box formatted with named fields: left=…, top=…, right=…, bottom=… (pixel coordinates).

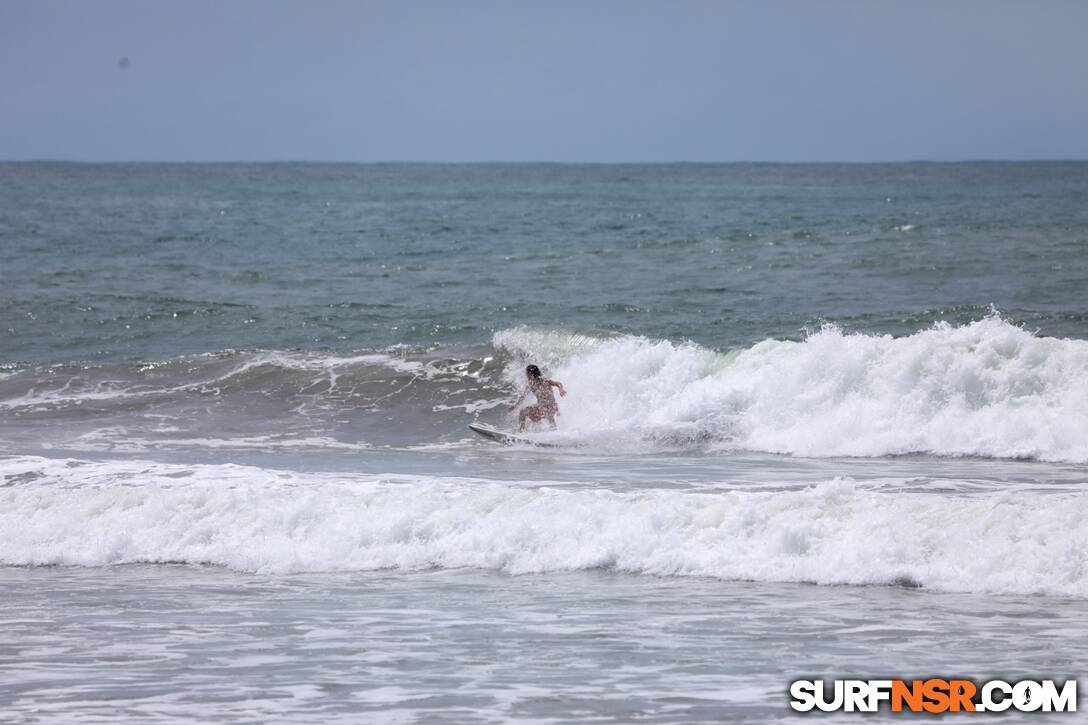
left=510, top=364, right=566, bottom=431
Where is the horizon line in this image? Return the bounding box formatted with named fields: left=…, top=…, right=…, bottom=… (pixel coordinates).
left=4, top=158, right=1088, bottom=166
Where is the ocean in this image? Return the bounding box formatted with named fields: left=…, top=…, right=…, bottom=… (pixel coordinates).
left=1, top=161, right=1086, bottom=722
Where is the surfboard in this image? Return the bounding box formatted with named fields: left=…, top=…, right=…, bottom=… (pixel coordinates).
left=468, top=422, right=531, bottom=445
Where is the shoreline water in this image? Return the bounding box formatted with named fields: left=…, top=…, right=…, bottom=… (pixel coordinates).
left=3, top=565, right=1086, bottom=723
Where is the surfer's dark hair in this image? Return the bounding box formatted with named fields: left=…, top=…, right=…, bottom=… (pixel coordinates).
left=526, top=364, right=542, bottom=378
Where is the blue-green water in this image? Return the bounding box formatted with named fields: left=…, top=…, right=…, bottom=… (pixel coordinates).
left=2, top=163, right=1087, bottom=723
left=4, top=162, right=1087, bottom=363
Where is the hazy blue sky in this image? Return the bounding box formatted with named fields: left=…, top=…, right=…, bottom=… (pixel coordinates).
left=3, top=0, right=1086, bottom=162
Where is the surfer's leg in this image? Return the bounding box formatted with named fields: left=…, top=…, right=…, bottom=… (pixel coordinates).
left=544, top=403, right=558, bottom=430
left=520, top=405, right=546, bottom=431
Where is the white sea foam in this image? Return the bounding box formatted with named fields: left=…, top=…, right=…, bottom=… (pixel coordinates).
left=495, top=315, right=1088, bottom=462
left=220, top=350, right=424, bottom=381
left=1, top=456, right=1084, bottom=597
left=68, top=429, right=373, bottom=453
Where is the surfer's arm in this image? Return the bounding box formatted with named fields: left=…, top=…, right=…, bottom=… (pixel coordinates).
left=509, top=388, right=527, bottom=410
left=549, top=379, right=567, bottom=397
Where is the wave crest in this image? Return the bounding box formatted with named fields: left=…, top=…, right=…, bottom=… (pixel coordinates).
left=495, top=315, right=1088, bottom=462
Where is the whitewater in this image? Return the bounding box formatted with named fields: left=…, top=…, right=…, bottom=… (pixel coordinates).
left=495, top=316, right=1088, bottom=462
left=2, top=455, right=1086, bottom=598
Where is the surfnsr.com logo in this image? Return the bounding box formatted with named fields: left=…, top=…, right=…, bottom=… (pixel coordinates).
left=789, top=678, right=1078, bottom=713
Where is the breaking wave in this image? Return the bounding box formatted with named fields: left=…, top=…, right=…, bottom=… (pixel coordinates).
left=495, top=315, right=1088, bottom=462
left=2, top=314, right=1086, bottom=461
left=1, top=456, right=1084, bottom=597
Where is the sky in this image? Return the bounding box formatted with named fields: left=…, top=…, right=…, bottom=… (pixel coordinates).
left=2, top=0, right=1087, bottom=162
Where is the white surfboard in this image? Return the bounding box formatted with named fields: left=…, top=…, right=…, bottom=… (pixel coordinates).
left=468, top=422, right=533, bottom=445
left=469, top=422, right=572, bottom=447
